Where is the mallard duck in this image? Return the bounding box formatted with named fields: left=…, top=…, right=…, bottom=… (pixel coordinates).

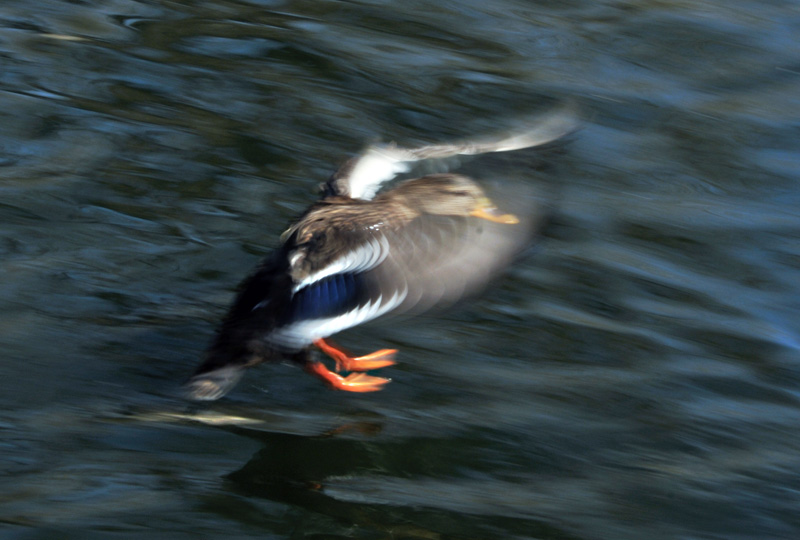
left=186, top=110, right=576, bottom=400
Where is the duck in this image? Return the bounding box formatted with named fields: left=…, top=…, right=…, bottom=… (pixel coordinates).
left=185, top=109, right=576, bottom=400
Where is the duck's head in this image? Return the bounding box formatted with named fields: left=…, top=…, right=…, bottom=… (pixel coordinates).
left=390, top=173, right=519, bottom=224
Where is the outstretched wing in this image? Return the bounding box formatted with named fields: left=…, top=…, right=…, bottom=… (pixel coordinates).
left=374, top=193, right=541, bottom=315
left=326, top=107, right=579, bottom=200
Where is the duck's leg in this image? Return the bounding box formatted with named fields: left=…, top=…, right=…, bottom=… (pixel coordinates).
left=314, top=338, right=397, bottom=372
left=305, top=361, right=391, bottom=392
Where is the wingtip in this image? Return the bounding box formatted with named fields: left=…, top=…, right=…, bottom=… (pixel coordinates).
left=495, top=103, right=582, bottom=152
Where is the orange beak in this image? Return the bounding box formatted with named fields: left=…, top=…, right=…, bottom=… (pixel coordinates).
left=469, top=198, right=519, bottom=224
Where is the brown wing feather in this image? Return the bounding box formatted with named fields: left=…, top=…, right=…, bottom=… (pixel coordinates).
left=279, top=197, right=414, bottom=289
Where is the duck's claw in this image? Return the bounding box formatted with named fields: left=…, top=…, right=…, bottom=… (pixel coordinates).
left=306, top=361, right=391, bottom=392
left=314, top=338, right=397, bottom=372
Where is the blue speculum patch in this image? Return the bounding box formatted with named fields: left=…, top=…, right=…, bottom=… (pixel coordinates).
left=289, top=272, right=365, bottom=322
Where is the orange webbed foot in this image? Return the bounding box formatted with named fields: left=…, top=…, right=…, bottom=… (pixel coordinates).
left=314, top=338, right=397, bottom=373
left=309, top=338, right=397, bottom=392
left=306, top=362, right=391, bottom=392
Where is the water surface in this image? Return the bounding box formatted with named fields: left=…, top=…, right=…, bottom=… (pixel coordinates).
left=1, top=1, right=799, bottom=539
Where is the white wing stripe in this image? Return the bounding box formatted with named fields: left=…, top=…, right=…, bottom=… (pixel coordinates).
left=292, top=235, right=389, bottom=293
left=268, top=287, right=407, bottom=349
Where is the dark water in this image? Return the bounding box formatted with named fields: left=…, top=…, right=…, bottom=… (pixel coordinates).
left=2, top=1, right=800, bottom=539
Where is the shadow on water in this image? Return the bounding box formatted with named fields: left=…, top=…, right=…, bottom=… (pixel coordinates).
left=222, top=423, right=583, bottom=540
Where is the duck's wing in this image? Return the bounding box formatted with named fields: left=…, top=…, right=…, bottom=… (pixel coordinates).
left=264, top=200, right=539, bottom=349
left=326, top=107, right=579, bottom=200
left=401, top=107, right=580, bottom=160
left=264, top=217, right=405, bottom=350
left=375, top=209, right=538, bottom=316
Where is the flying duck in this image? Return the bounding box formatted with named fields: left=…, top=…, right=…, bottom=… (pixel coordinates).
left=186, top=110, right=576, bottom=400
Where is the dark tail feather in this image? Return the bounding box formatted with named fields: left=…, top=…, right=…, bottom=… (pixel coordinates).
left=183, top=254, right=292, bottom=401
left=184, top=365, right=246, bottom=401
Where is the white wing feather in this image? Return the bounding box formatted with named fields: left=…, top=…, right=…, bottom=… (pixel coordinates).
left=333, top=107, right=578, bottom=200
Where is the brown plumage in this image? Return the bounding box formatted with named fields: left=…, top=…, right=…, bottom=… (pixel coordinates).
left=185, top=110, right=577, bottom=400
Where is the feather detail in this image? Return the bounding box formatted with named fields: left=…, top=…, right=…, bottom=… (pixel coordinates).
left=268, top=287, right=408, bottom=349
left=290, top=234, right=391, bottom=292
